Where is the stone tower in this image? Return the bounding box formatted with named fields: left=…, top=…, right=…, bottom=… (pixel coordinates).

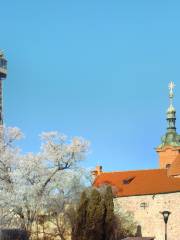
left=156, top=82, right=180, bottom=169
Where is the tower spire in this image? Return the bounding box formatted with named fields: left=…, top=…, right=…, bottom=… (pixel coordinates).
left=168, top=81, right=175, bottom=108
left=166, top=81, right=176, bottom=133
left=157, top=81, right=180, bottom=149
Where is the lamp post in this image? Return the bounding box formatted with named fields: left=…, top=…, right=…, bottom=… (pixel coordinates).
left=160, top=211, right=171, bottom=240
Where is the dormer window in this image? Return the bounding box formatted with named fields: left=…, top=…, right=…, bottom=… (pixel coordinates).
left=122, top=176, right=135, bottom=185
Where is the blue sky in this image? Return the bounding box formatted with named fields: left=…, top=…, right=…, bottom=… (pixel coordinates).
left=1, top=0, right=180, bottom=171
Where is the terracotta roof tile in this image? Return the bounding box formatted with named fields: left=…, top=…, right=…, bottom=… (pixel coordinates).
left=93, top=169, right=180, bottom=197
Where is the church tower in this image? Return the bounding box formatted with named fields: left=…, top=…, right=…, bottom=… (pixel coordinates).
left=156, top=82, right=180, bottom=169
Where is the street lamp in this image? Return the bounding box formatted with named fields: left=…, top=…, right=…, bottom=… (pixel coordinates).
left=160, top=211, right=171, bottom=240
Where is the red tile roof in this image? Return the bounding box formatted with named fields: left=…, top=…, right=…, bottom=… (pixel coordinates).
left=93, top=168, right=180, bottom=197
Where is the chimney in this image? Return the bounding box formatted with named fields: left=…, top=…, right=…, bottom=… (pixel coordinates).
left=91, top=166, right=103, bottom=179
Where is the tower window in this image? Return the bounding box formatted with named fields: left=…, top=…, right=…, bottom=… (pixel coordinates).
left=166, top=164, right=171, bottom=169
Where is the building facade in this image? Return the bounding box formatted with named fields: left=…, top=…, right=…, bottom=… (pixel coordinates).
left=93, top=82, right=180, bottom=240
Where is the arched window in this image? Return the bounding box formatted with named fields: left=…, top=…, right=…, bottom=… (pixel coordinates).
left=166, top=164, right=171, bottom=169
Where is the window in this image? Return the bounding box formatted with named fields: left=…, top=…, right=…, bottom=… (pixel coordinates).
left=140, top=202, right=149, bottom=209
left=166, top=164, right=171, bottom=169
left=122, top=176, right=135, bottom=185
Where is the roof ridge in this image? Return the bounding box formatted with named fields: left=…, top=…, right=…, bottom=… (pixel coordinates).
left=102, top=168, right=164, bottom=174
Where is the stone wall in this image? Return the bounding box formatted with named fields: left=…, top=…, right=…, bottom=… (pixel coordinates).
left=114, top=192, right=180, bottom=240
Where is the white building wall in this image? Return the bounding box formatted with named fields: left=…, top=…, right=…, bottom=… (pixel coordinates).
left=114, top=192, right=180, bottom=240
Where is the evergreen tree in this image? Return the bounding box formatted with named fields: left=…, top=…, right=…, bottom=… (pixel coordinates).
left=86, top=188, right=105, bottom=240
left=72, top=186, right=114, bottom=240
left=103, top=186, right=114, bottom=240
left=72, top=185, right=135, bottom=240
left=72, top=191, right=89, bottom=240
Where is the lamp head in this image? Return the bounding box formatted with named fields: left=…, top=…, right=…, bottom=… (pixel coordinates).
left=160, top=210, right=171, bottom=224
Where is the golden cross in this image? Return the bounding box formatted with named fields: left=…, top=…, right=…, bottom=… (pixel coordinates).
left=169, top=81, right=175, bottom=95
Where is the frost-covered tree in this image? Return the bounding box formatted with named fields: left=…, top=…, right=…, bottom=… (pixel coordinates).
left=0, top=126, right=89, bottom=238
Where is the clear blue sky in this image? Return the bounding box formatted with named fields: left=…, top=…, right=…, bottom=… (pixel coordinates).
left=1, top=0, right=180, bottom=171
